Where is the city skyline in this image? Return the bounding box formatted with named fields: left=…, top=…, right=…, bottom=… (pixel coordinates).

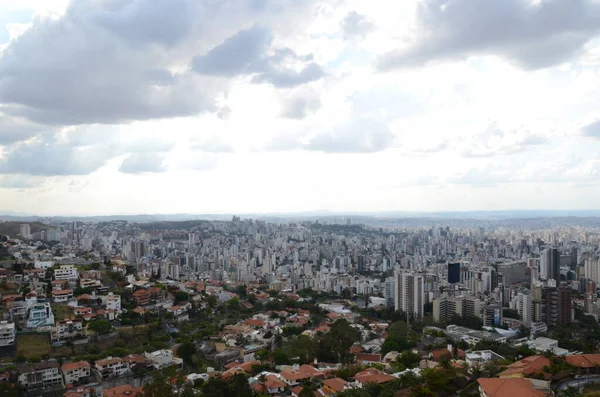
left=1, top=0, right=600, bottom=214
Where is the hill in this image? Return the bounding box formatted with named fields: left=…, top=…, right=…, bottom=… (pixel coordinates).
left=0, top=222, right=54, bottom=238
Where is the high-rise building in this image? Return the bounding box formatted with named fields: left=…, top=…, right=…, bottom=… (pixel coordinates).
left=483, top=304, right=502, bottom=327
left=585, top=259, right=600, bottom=284
left=541, top=285, right=572, bottom=327
left=448, top=262, right=460, bottom=284
left=20, top=224, right=31, bottom=239
left=517, top=291, right=533, bottom=326
left=541, top=248, right=561, bottom=282
left=394, top=271, right=424, bottom=321
left=384, top=277, right=395, bottom=308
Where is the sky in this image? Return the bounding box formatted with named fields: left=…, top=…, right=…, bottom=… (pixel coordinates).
left=1, top=0, right=600, bottom=216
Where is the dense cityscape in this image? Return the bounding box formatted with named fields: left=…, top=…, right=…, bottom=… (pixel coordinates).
left=0, top=215, right=599, bottom=396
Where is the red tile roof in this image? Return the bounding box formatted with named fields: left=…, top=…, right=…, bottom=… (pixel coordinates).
left=477, top=378, right=544, bottom=397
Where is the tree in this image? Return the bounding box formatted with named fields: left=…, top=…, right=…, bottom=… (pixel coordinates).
left=88, top=319, right=113, bottom=335
left=143, top=368, right=177, bottom=397
left=173, top=291, right=189, bottom=304
left=327, top=319, right=359, bottom=364
left=177, top=341, right=196, bottom=366
left=299, top=386, right=316, bottom=397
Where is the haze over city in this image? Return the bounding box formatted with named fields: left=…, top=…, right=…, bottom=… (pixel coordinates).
left=1, top=0, right=600, bottom=215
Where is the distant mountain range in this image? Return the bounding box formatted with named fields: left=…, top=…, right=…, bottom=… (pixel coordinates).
left=2, top=210, right=600, bottom=222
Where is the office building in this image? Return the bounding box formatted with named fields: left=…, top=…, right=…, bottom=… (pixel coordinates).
left=483, top=304, right=502, bottom=327
left=516, top=291, right=533, bottom=326
left=448, top=262, right=460, bottom=284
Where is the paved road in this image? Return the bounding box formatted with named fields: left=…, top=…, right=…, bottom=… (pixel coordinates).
left=557, top=375, right=600, bottom=392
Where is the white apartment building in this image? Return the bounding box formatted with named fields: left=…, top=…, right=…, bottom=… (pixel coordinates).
left=18, top=362, right=64, bottom=392
left=0, top=321, right=16, bottom=347
left=94, top=357, right=130, bottom=380
left=51, top=319, right=85, bottom=343
left=394, top=271, right=425, bottom=320
left=54, top=265, right=79, bottom=281
left=144, top=349, right=183, bottom=369
left=105, top=293, right=122, bottom=312
left=61, top=361, right=91, bottom=385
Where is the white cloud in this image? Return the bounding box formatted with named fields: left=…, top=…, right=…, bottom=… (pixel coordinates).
left=1, top=0, right=600, bottom=214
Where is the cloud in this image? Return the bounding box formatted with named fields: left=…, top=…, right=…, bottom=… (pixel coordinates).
left=0, top=175, right=41, bottom=189
left=377, top=0, right=600, bottom=71
left=280, top=93, right=322, bottom=119
left=0, top=0, right=219, bottom=125
left=582, top=120, right=600, bottom=138
left=192, top=25, right=326, bottom=87
left=190, top=139, right=234, bottom=153
left=340, top=11, right=374, bottom=40
left=460, top=122, right=547, bottom=158
left=0, top=137, right=109, bottom=176
left=119, top=153, right=166, bottom=174
left=448, top=166, right=513, bottom=187
left=0, top=114, right=43, bottom=145
left=275, top=119, right=396, bottom=153
left=191, top=25, right=273, bottom=77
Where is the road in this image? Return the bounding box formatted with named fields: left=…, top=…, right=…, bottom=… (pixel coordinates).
left=556, top=375, right=600, bottom=392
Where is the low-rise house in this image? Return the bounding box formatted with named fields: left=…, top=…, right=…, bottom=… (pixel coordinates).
left=132, top=289, right=150, bottom=306
left=251, top=374, right=287, bottom=395
left=465, top=350, right=505, bottom=369
left=18, top=362, right=64, bottom=392
left=355, top=353, right=382, bottom=365
left=0, top=321, right=16, bottom=347
left=103, top=384, right=143, bottom=397
left=498, top=356, right=551, bottom=379
left=51, top=318, right=85, bottom=343
left=353, top=368, right=396, bottom=387
left=144, top=349, right=183, bottom=369
left=94, top=357, right=130, bottom=380
left=63, top=383, right=103, bottom=397
left=526, top=337, right=568, bottom=356
left=62, top=361, right=92, bottom=385
left=322, top=377, right=348, bottom=394
left=26, top=302, right=55, bottom=328
left=477, top=377, right=544, bottom=397
left=51, top=289, right=74, bottom=303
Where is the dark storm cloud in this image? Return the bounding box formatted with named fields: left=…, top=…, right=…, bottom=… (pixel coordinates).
left=377, top=0, right=600, bottom=71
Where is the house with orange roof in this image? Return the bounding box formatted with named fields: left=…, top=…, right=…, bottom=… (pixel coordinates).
left=251, top=374, right=287, bottom=395
left=477, top=377, right=545, bottom=397
left=61, top=361, right=91, bottom=385
left=355, top=353, right=382, bottom=365
left=322, top=377, right=348, bottom=394
left=103, top=384, right=143, bottom=397
left=353, top=368, right=396, bottom=387
left=566, top=354, right=600, bottom=373
left=51, top=289, right=74, bottom=303
left=498, top=356, right=551, bottom=379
